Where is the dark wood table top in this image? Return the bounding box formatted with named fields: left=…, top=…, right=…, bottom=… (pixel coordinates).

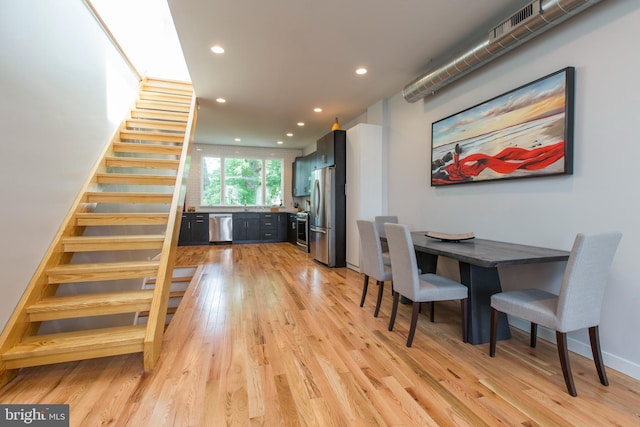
left=409, top=232, right=570, bottom=268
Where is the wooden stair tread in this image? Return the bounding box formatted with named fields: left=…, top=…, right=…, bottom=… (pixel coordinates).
left=142, top=78, right=193, bottom=94
left=84, top=191, right=173, bottom=204
left=27, top=290, right=154, bottom=321
left=119, top=130, right=185, bottom=143
left=112, top=142, right=183, bottom=156
left=95, top=173, right=177, bottom=186
left=61, top=235, right=165, bottom=252
left=46, top=260, right=160, bottom=284
left=139, top=92, right=192, bottom=105
left=75, top=213, right=169, bottom=226
left=1, top=325, right=147, bottom=367
left=105, top=156, right=180, bottom=170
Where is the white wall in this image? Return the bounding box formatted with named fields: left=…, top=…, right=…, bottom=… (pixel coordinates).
left=0, top=1, right=139, bottom=331
left=380, top=0, right=640, bottom=379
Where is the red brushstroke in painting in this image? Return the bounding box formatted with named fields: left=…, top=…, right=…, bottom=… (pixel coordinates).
left=433, top=141, right=565, bottom=185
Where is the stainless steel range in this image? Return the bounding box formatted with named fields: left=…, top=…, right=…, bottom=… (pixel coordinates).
left=296, top=211, right=310, bottom=252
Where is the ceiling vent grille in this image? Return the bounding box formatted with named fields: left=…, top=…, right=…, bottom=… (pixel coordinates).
left=490, top=1, right=540, bottom=42
left=403, top=0, right=604, bottom=103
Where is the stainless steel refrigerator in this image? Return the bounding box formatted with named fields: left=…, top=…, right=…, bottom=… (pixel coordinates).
left=310, top=167, right=337, bottom=266
left=309, top=166, right=346, bottom=267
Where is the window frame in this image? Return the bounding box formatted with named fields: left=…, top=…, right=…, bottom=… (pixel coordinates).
left=201, top=155, right=284, bottom=207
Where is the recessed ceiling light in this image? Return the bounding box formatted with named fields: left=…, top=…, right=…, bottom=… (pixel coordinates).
left=314, top=107, right=322, bottom=113
left=216, top=98, right=226, bottom=103
left=297, top=122, right=305, bottom=127
left=234, top=138, right=241, bottom=142
left=210, top=45, right=224, bottom=54
left=356, top=67, right=368, bottom=75
left=277, top=141, right=284, bottom=145
left=286, top=133, right=293, bottom=137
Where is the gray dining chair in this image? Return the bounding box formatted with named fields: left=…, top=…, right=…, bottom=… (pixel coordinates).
left=356, top=220, right=393, bottom=317
left=384, top=223, right=468, bottom=347
left=374, top=215, right=398, bottom=265
left=489, top=231, right=622, bottom=397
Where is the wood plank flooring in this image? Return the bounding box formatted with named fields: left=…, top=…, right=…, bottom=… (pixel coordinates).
left=1, top=243, right=639, bottom=426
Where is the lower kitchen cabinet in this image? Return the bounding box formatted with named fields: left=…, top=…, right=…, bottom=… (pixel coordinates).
left=233, top=213, right=260, bottom=242
left=178, top=213, right=209, bottom=246
left=233, top=212, right=288, bottom=243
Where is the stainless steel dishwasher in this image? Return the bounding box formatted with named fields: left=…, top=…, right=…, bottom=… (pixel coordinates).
left=208, top=214, right=233, bottom=243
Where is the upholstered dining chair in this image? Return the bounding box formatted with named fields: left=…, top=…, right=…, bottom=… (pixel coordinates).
left=356, top=220, right=393, bottom=317
left=384, top=223, right=468, bottom=347
left=489, top=231, right=622, bottom=397
left=374, top=215, right=398, bottom=264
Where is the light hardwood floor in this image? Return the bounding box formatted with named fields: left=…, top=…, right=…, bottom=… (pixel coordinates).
left=1, top=243, right=639, bottom=426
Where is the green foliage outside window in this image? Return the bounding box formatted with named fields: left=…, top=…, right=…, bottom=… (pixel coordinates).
left=201, top=156, right=283, bottom=206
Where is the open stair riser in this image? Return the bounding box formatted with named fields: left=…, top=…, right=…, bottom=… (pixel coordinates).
left=105, top=157, right=180, bottom=170
left=75, top=213, right=170, bottom=226
left=119, top=130, right=185, bottom=144
left=138, top=91, right=192, bottom=105
left=126, top=119, right=187, bottom=132
left=112, top=142, right=183, bottom=156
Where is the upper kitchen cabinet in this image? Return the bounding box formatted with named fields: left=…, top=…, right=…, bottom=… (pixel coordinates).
left=292, top=153, right=313, bottom=196
left=314, top=130, right=346, bottom=169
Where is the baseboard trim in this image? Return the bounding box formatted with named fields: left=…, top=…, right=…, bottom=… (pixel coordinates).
left=509, top=317, right=640, bottom=380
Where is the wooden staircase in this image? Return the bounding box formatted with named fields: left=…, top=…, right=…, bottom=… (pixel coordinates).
left=0, top=78, right=197, bottom=387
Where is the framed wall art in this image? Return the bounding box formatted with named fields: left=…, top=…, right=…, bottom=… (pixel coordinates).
left=431, top=67, right=575, bottom=186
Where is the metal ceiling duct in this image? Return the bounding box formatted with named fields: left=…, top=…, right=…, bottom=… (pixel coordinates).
left=403, top=0, right=603, bottom=103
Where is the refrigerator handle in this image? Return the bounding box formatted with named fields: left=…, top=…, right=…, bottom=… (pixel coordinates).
left=313, top=178, right=321, bottom=217
left=310, top=226, right=326, bottom=234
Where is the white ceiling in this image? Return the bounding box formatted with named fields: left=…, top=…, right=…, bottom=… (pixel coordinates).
left=167, top=0, right=529, bottom=150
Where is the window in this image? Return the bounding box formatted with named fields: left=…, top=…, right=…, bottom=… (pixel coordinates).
left=202, top=157, right=283, bottom=206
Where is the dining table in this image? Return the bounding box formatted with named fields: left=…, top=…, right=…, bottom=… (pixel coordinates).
left=385, top=231, right=571, bottom=345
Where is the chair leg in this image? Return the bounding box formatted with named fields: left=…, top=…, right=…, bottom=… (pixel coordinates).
left=589, top=325, right=609, bottom=386
left=406, top=302, right=421, bottom=347
left=530, top=323, right=538, bottom=348
left=388, top=291, right=400, bottom=331
left=359, top=275, right=369, bottom=307
left=489, top=307, right=498, bottom=357
left=374, top=280, right=384, bottom=317
left=460, top=298, right=468, bottom=343
left=429, top=301, right=435, bottom=322
left=556, top=331, right=577, bottom=397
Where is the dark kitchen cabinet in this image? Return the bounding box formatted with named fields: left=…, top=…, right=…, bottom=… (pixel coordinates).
left=314, top=130, right=345, bottom=169
left=260, top=213, right=278, bottom=241
left=292, top=153, right=313, bottom=196
left=178, top=213, right=209, bottom=246
left=287, top=213, right=297, bottom=245
left=259, top=213, right=288, bottom=242
left=233, top=213, right=260, bottom=242
left=277, top=213, right=288, bottom=241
